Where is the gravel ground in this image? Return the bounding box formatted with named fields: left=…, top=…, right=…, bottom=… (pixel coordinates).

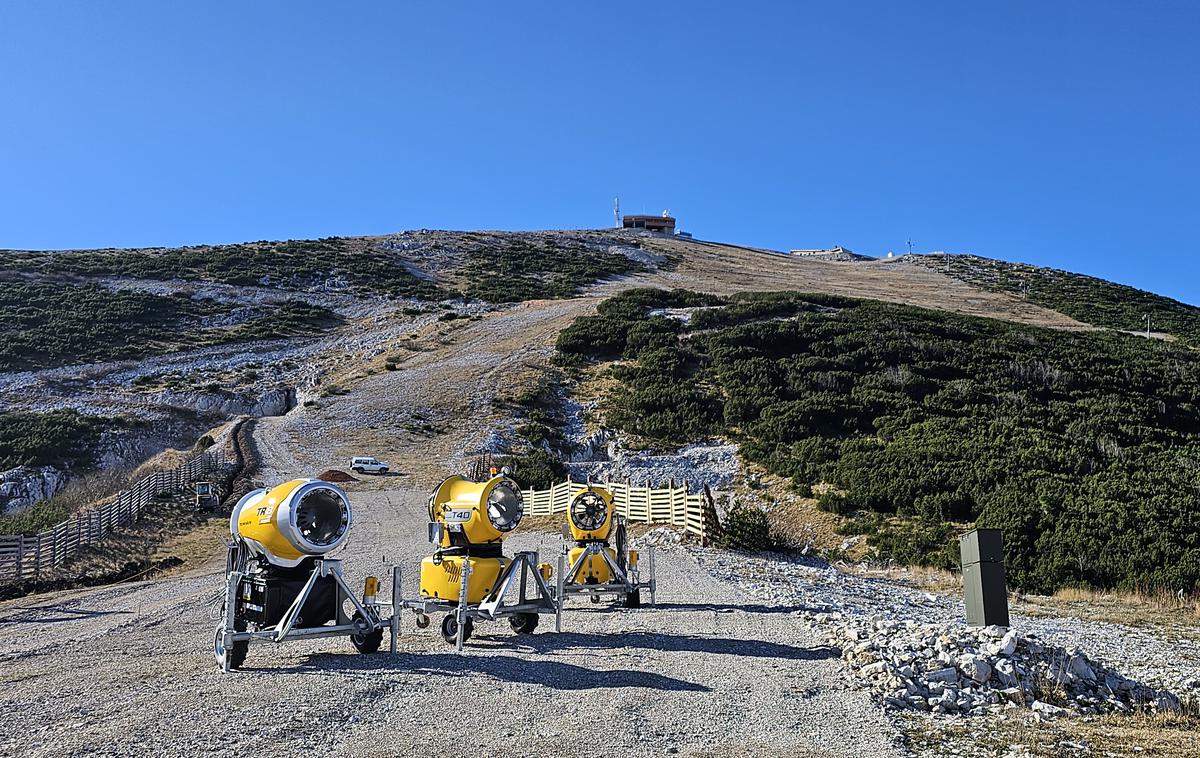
left=0, top=485, right=904, bottom=758
left=693, top=550, right=1200, bottom=699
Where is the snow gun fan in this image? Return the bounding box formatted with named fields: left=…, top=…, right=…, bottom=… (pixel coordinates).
left=558, top=485, right=656, bottom=608
left=406, top=474, right=559, bottom=648
left=214, top=479, right=396, bottom=671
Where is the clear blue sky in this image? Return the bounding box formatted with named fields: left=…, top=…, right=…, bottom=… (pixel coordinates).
left=2, top=2, right=1197, bottom=303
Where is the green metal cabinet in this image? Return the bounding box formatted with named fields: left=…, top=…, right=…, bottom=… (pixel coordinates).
left=959, top=528, right=1009, bottom=627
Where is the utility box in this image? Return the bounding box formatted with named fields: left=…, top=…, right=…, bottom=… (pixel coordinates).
left=959, top=528, right=1009, bottom=627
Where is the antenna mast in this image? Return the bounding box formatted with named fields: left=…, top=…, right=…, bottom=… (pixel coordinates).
left=613, top=195, right=621, bottom=229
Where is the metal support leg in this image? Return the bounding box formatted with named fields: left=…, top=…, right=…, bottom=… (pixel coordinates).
left=390, top=565, right=400, bottom=655
left=456, top=559, right=471, bottom=654
left=649, top=547, right=657, bottom=605
left=222, top=570, right=242, bottom=673
left=275, top=566, right=322, bottom=642
left=555, top=554, right=565, bottom=633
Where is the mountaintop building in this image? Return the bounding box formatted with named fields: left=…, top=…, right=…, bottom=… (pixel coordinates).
left=622, top=212, right=676, bottom=234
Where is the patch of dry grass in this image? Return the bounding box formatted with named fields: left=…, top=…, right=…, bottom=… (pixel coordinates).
left=1018, top=585, right=1200, bottom=629
left=906, top=711, right=1200, bottom=757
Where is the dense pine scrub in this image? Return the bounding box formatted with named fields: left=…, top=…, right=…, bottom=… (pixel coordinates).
left=461, top=240, right=646, bottom=303
left=0, top=409, right=114, bottom=470
left=907, top=253, right=1200, bottom=346
left=0, top=280, right=342, bottom=371
left=558, top=288, right=1200, bottom=595
left=0, top=238, right=447, bottom=300
left=490, top=372, right=571, bottom=489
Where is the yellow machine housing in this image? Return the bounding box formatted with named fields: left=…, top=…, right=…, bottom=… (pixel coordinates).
left=567, top=545, right=618, bottom=584
left=231, top=479, right=352, bottom=568
left=419, top=475, right=524, bottom=603
left=420, top=555, right=508, bottom=603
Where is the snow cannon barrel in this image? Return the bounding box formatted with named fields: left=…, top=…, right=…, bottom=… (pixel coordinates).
left=426, top=474, right=524, bottom=547
left=230, top=479, right=352, bottom=568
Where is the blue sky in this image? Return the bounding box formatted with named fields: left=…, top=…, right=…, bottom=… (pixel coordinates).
left=2, top=2, right=1198, bottom=303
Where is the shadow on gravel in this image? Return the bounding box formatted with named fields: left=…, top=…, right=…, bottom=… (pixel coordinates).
left=521, top=631, right=838, bottom=662
left=0, top=605, right=135, bottom=624
left=270, top=652, right=709, bottom=692
left=410, top=654, right=710, bottom=691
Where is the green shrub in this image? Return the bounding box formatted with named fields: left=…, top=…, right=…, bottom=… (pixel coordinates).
left=817, top=490, right=852, bottom=515
left=557, top=287, right=1200, bottom=594
left=0, top=238, right=446, bottom=300
left=498, top=449, right=567, bottom=490
left=0, top=410, right=112, bottom=470
left=919, top=254, right=1200, bottom=347
left=0, top=281, right=342, bottom=371
left=462, top=241, right=645, bottom=303
left=717, top=506, right=774, bottom=551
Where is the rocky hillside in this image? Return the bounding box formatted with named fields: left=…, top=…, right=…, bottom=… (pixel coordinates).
left=0, top=229, right=663, bottom=521
left=896, top=252, right=1200, bottom=346
left=4, top=227, right=1197, bottom=562
left=2, top=228, right=1199, bottom=756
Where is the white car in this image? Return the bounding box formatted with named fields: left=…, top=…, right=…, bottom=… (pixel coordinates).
left=349, top=456, right=390, bottom=475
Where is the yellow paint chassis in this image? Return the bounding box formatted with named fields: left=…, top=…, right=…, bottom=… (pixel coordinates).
left=419, top=555, right=506, bottom=604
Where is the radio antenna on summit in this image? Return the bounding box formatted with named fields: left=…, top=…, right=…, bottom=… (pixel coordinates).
left=613, top=195, right=621, bottom=229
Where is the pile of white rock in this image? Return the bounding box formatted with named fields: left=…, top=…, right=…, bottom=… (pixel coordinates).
left=803, top=613, right=1183, bottom=719
left=635, top=526, right=686, bottom=549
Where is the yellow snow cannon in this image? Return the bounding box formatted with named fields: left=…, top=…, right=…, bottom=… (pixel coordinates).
left=557, top=485, right=656, bottom=608
left=214, top=479, right=398, bottom=672
left=407, top=474, right=559, bottom=649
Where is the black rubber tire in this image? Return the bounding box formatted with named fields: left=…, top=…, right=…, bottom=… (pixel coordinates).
left=440, top=614, right=474, bottom=645
left=508, top=612, right=539, bottom=634
left=350, top=612, right=384, bottom=654
left=616, top=520, right=628, bottom=573
left=352, top=467, right=364, bottom=474
left=214, top=621, right=248, bottom=670
left=625, top=589, right=642, bottom=609
left=378, top=468, right=388, bottom=475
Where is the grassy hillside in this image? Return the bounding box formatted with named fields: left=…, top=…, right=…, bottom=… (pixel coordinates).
left=908, top=253, right=1200, bottom=345
left=558, top=288, right=1200, bottom=595
left=0, top=279, right=342, bottom=371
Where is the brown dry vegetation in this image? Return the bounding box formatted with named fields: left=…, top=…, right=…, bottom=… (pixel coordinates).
left=1021, top=586, right=1200, bottom=628
left=905, top=710, right=1200, bottom=757
left=628, top=236, right=1092, bottom=330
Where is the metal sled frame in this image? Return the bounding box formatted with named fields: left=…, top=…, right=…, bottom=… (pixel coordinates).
left=555, top=541, right=657, bottom=608
left=400, top=550, right=561, bottom=652
left=218, top=557, right=394, bottom=672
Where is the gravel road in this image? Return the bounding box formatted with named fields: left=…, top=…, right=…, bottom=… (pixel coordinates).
left=0, top=483, right=904, bottom=758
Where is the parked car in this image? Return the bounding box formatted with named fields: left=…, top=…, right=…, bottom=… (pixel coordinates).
left=349, top=456, right=390, bottom=475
